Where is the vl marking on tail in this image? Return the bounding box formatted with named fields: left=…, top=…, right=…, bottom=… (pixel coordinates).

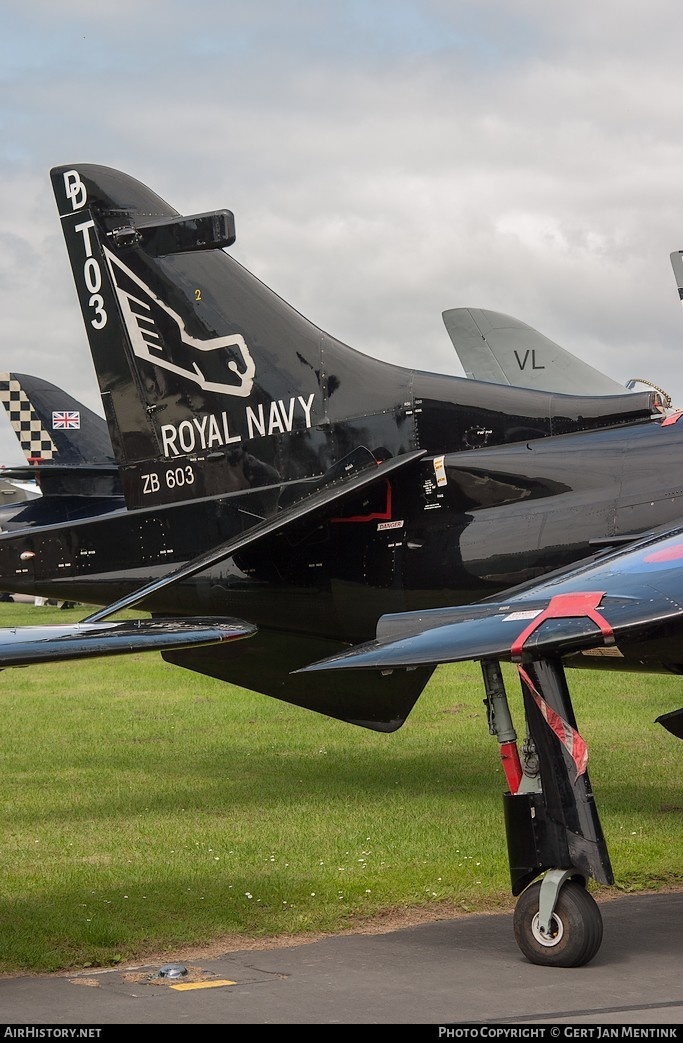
left=513, top=348, right=545, bottom=372
left=442, top=307, right=629, bottom=395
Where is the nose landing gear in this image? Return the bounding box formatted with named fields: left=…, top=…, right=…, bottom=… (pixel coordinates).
left=513, top=874, right=604, bottom=968
left=482, top=656, right=613, bottom=968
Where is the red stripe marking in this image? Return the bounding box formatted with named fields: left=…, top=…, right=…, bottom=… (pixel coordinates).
left=644, top=543, right=683, bottom=563
left=510, top=591, right=613, bottom=661
left=518, top=665, right=588, bottom=779
left=331, top=479, right=392, bottom=523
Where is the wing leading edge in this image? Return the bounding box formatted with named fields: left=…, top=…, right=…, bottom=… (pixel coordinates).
left=0, top=617, right=255, bottom=669
left=298, top=525, right=683, bottom=687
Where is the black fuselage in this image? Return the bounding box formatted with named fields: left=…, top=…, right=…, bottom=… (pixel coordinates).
left=2, top=402, right=681, bottom=652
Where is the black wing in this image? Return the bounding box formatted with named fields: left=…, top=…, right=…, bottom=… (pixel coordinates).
left=298, top=523, right=683, bottom=675
left=298, top=524, right=683, bottom=737
left=0, top=617, right=255, bottom=669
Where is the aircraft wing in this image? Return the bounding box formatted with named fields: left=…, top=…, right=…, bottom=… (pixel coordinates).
left=0, top=617, right=255, bottom=669
left=297, top=524, right=683, bottom=735
left=442, top=308, right=628, bottom=395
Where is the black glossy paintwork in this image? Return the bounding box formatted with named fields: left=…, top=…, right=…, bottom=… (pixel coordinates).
left=4, top=418, right=683, bottom=650
left=0, top=493, right=124, bottom=533
left=300, top=523, right=683, bottom=681
left=0, top=371, right=116, bottom=466
left=0, top=370, right=122, bottom=530
left=1, top=162, right=682, bottom=730
left=4, top=165, right=681, bottom=953
left=50, top=164, right=657, bottom=512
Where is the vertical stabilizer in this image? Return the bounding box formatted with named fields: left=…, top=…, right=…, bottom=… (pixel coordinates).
left=442, top=308, right=628, bottom=396
left=0, top=372, right=114, bottom=465
left=51, top=165, right=414, bottom=512
left=670, top=250, right=683, bottom=302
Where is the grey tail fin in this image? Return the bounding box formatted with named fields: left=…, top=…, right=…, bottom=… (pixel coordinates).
left=670, top=250, right=683, bottom=305
left=442, top=308, right=628, bottom=396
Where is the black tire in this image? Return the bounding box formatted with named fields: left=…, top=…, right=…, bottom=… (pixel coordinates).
left=513, top=880, right=603, bottom=967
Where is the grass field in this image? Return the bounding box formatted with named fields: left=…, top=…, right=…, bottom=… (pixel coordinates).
left=0, top=601, right=681, bottom=973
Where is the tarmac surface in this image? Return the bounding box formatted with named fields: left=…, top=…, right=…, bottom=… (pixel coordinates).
left=0, top=891, right=681, bottom=1028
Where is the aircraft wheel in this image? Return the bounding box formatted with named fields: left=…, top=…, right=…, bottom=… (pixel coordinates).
left=513, top=880, right=603, bottom=967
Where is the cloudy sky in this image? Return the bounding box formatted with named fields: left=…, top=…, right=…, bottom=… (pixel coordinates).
left=2, top=0, right=683, bottom=464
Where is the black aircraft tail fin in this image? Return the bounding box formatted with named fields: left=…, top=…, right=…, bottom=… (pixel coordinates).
left=0, top=372, right=115, bottom=466
left=0, top=372, right=121, bottom=499
left=51, top=165, right=412, bottom=513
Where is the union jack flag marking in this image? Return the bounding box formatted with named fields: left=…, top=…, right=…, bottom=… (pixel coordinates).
left=52, top=411, right=80, bottom=430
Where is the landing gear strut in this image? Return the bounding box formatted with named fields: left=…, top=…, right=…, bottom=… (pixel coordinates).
left=482, top=656, right=613, bottom=968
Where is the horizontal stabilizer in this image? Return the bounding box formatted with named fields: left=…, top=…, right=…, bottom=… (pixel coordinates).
left=2, top=464, right=119, bottom=479
left=0, top=462, right=122, bottom=501
left=0, top=616, right=255, bottom=669
left=0, top=477, right=39, bottom=504
left=443, top=308, right=627, bottom=396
